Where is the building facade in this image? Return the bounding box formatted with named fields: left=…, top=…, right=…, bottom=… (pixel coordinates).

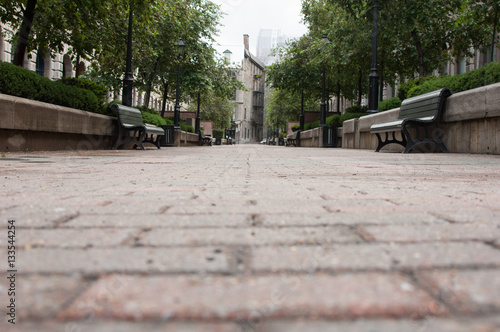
left=232, top=35, right=266, bottom=144
left=256, top=28, right=289, bottom=66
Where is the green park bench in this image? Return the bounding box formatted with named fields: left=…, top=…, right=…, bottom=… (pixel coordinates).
left=110, top=103, right=164, bottom=150
left=370, top=87, right=452, bottom=153
left=199, top=130, right=212, bottom=146
left=286, top=130, right=300, bottom=147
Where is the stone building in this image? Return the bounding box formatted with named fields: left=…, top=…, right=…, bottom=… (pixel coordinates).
left=232, top=34, right=266, bottom=144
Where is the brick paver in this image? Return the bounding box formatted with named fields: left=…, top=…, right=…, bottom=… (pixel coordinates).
left=1, top=145, right=499, bottom=331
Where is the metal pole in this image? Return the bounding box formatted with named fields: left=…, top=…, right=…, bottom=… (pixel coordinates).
left=367, top=0, right=379, bottom=114
left=299, top=90, right=304, bottom=131
left=320, top=34, right=329, bottom=126
left=174, top=59, right=182, bottom=130
left=174, top=39, right=185, bottom=131
left=122, top=6, right=133, bottom=107
left=320, top=61, right=327, bottom=126
left=195, top=92, right=201, bottom=133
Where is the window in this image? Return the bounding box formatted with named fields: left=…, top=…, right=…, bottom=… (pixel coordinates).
left=0, top=28, right=4, bottom=62
left=63, top=54, right=72, bottom=78
left=36, top=51, right=45, bottom=76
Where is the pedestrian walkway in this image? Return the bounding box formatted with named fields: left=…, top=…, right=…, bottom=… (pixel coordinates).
left=1, top=145, right=499, bottom=331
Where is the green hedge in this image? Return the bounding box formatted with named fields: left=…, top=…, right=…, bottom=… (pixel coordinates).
left=345, top=104, right=368, bottom=113
left=398, top=75, right=438, bottom=100
left=0, top=61, right=101, bottom=113
left=213, top=129, right=224, bottom=138
left=60, top=77, right=108, bottom=103
left=180, top=123, right=194, bottom=133
left=378, top=97, right=402, bottom=112
left=291, top=125, right=300, bottom=132
left=407, top=62, right=500, bottom=98
left=304, top=119, right=320, bottom=130
left=326, top=115, right=341, bottom=127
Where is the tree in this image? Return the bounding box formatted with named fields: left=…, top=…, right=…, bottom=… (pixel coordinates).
left=0, top=0, right=126, bottom=68
left=185, top=56, right=245, bottom=129
left=265, top=88, right=318, bottom=129
left=459, top=0, right=500, bottom=63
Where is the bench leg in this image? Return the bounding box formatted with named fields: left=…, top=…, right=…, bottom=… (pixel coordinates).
left=402, top=123, right=448, bottom=153
left=375, top=132, right=407, bottom=152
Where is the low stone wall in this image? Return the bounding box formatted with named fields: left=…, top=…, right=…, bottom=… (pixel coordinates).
left=342, top=83, right=500, bottom=154
left=174, top=130, right=199, bottom=147
left=287, top=127, right=343, bottom=148
left=0, top=93, right=117, bottom=152
left=0, top=93, right=199, bottom=152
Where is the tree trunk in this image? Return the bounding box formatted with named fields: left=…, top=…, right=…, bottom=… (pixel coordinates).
left=13, top=0, right=38, bottom=67
left=336, top=81, right=341, bottom=114
left=491, top=6, right=498, bottom=63
left=412, top=30, right=425, bottom=77
left=379, top=59, right=384, bottom=102
left=75, top=54, right=80, bottom=78
left=144, top=88, right=151, bottom=108
left=357, top=71, right=363, bottom=105
left=144, top=57, right=160, bottom=107
left=161, top=82, right=168, bottom=118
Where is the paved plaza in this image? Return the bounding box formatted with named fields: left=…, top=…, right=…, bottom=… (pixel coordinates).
left=1, top=145, right=500, bottom=331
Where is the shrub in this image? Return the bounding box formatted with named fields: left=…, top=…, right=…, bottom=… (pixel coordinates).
left=291, top=125, right=300, bottom=132
left=398, top=75, right=438, bottom=100
left=0, top=61, right=100, bottom=113
left=213, top=129, right=224, bottom=138
left=345, top=104, right=368, bottom=113
left=378, top=97, right=402, bottom=112
left=304, top=119, right=320, bottom=130
left=180, top=123, right=194, bottom=133
left=138, top=105, right=159, bottom=115
left=142, top=112, right=168, bottom=126
left=340, top=112, right=366, bottom=124
left=326, top=114, right=341, bottom=127
left=407, top=62, right=500, bottom=98
left=60, top=77, right=108, bottom=103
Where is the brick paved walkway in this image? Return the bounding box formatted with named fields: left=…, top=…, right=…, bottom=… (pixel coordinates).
left=1, top=145, right=499, bottom=331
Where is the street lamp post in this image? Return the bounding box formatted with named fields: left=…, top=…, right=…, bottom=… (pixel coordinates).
left=367, top=0, right=379, bottom=114
left=122, top=6, right=133, bottom=107
left=174, top=38, right=185, bottom=131
left=299, top=90, right=305, bottom=131
left=320, top=34, right=330, bottom=127
left=195, top=92, right=201, bottom=133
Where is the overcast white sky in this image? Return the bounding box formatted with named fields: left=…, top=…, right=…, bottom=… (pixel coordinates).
left=210, top=0, right=308, bottom=63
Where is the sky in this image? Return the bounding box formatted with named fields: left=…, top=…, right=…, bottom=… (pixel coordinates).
left=210, top=0, right=308, bottom=63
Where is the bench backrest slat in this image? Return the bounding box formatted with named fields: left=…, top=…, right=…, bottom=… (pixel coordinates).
left=110, top=103, right=144, bottom=127
left=398, top=88, right=452, bottom=121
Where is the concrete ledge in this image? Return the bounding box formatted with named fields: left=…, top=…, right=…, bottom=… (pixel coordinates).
left=0, top=93, right=116, bottom=136
left=173, top=130, right=200, bottom=147
left=288, top=127, right=342, bottom=148
left=0, top=93, right=117, bottom=152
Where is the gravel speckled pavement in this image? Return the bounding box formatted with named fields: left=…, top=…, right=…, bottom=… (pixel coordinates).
left=1, top=145, right=500, bottom=331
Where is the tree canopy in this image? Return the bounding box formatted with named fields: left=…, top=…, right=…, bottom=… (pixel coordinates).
left=0, top=0, right=242, bottom=125
left=265, top=0, right=496, bottom=125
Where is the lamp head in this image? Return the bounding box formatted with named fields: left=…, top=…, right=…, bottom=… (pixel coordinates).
left=177, top=38, right=186, bottom=56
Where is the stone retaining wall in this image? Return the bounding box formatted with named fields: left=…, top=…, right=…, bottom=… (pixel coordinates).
left=342, top=83, right=500, bottom=154
left=288, top=127, right=343, bottom=148
left=0, top=93, right=198, bottom=152
left=0, top=94, right=117, bottom=152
